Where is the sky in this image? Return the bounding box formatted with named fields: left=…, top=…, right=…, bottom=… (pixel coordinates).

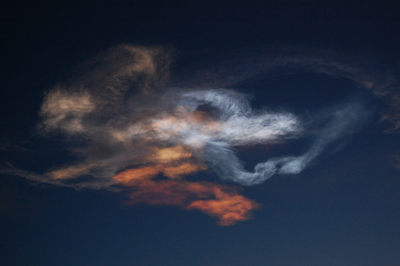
left=1, top=1, right=400, bottom=265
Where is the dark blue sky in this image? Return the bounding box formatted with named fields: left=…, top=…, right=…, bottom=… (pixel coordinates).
left=1, top=1, right=400, bottom=265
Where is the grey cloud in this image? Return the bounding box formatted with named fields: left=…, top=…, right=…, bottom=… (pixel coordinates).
left=185, top=47, right=400, bottom=132
left=203, top=100, right=371, bottom=186
left=262, top=100, right=371, bottom=176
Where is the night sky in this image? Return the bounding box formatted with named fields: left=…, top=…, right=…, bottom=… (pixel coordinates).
left=1, top=1, right=400, bottom=266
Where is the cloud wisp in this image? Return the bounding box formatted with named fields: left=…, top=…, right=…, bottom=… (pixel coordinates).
left=1, top=45, right=377, bottom=225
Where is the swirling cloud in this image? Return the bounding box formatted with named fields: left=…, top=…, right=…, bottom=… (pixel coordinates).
left=1, top=45, right=385, bottom=225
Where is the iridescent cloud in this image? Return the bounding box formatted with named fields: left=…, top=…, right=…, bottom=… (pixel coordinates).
left=1, top=45, right=383, bottom=225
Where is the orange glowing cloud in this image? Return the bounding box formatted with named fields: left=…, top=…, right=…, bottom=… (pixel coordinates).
left=162, top=162, right=208, bottom=178
left=187, top=188, right=258, bottom=226
left=113, top=161, right=208, bottom=183
left=150, top=146, right=193, bottom=163
left=113, top=166, right=160, bottom=184
left=110, top=136, right=259, bottom=225
left=113, top=144, right=209, bottom=182
left=112, top=168, right=260, bottom=225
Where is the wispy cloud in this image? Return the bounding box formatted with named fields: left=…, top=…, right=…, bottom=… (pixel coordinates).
left=0, top=139, right=31, bottom=152
left=184, top=47, right=400, bottom=131
left=1, top=45, right=385, bottom=225
left=113, top=168, right=259, bottom=226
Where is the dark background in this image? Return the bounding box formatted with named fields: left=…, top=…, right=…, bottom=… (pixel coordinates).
left=1, top=1, right=400, bottom=265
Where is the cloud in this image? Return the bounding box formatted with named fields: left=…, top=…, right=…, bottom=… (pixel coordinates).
left=113, top=168, right=259, bottom=226
left=183, top=47, right=400, bottom=131
left=39, top=90, right=95, bottom=133
left=0, top=139, right=30, bottom=152
left=1, top=44, right=385, bottom=225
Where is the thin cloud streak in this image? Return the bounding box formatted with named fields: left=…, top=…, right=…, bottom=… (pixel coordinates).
left=183, top=47, right=400, bottom=131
